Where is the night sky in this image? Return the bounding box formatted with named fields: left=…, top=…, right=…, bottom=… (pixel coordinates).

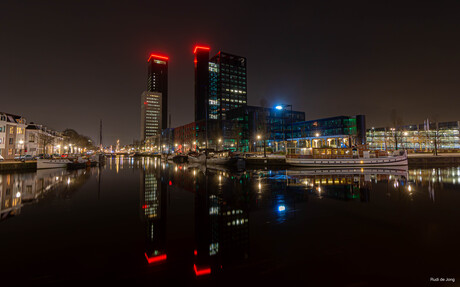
left=2, top=1, right=459, bottom=145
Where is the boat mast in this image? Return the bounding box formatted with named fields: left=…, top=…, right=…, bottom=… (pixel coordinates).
left=99, top=119, right=103, bottom=151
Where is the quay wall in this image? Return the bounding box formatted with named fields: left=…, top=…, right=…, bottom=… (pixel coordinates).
left=0, top=161, right=37, bottom=172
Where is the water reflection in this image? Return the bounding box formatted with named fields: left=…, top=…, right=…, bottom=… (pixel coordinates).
left=0, top=168, right=91, bottom=222
left=2, top=156, right=459, bottom=284
left=141, top=161, right=168, bottom=264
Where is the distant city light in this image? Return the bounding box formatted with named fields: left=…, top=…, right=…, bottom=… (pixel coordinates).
left=275, top=105, right=283, bottom=110
left=278, top=205, right=286, bottom=212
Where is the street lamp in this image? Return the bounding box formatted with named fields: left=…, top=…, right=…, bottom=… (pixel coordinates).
left=274, top=104, right=293, bottom=154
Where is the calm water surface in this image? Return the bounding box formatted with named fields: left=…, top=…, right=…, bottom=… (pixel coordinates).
left=1, top=157, right=459, bottom=286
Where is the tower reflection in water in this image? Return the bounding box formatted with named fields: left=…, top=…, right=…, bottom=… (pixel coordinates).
left=193, top=166, right=250, bottom=277
left=140, top=157, right=168, bottom=264
left=137, top=158, right=439, bottom=279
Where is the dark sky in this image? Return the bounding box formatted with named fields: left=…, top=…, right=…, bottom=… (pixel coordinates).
left=2, top=0, right=460, bottom=145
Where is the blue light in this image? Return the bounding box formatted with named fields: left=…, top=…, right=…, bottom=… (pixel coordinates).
left=275, top=105, right=283, bottom=110
left=278, top=205, right=286, bottom=212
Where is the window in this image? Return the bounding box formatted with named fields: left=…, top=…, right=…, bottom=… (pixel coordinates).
left=9, top=126, right=14, bottom=134
left=17, top=127, right=23, bottom=134
left=9, top=138, right=13, bottom=144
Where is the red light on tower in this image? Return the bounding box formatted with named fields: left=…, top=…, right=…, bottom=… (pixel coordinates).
left=193, top=46, right=210, bottom=54
left=148, top=54, right=169, bottom=62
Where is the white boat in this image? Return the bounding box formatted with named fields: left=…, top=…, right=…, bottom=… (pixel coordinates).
left=286, top=148, right=408, bottom=167
left=206, top=151, right=245, bottom=168
left=188, top=153, right=206, bottom=164
left=37, top=158, right=72, bottom=169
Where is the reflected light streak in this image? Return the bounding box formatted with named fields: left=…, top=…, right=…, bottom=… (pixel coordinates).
left=145, top=253, right=167, bottom=264
left=194, top=264, right=211, bottom=276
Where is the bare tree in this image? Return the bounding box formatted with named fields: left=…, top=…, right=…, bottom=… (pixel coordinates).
left=390, top=109, right=404, bottom=150
left=38, top=132, right=55, bottom=155
left=258, top=98, right=268, bottom=156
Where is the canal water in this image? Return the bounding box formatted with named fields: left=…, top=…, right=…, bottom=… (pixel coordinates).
left=1, top=157, right=459, bottom=286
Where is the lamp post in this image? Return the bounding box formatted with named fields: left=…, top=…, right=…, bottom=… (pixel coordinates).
left=257, top=134, right=266, bottom=157
left=275, top=104, right=293, bottom=154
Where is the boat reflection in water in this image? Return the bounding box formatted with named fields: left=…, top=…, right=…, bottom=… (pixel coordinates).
left=286, top=167, right=409, bottom=202
left=0, top=168, right=92, bottom=222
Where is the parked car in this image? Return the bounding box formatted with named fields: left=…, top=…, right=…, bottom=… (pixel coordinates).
left=0, top=155, right=4, bottom=161
left=14, top=155, right=22, bottom=161
left=36, top=154, right=51, bottom=159
left=22, top=155, right=35, bottom=161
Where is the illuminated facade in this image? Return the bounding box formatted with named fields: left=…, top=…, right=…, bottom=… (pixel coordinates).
left=289, top=115, right=366, bottom=150
left=0, top=112, right=27, bottom=159
left=367, top=121, right=460, bottom=151
left=173, top=122, right=196, bottom=153
left=147, top=54, right=168, bottom=130
left=209, top=51, right=247, bottom=121
left=226, top=107, right=364, bottom=152
left=140, top=92, right=162, bottom=141
left=25, top=123, right=64, bottom=156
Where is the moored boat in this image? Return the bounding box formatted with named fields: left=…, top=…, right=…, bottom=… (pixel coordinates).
left=37, top=158, right=72, bottom=169
left=286, top=147, right=408, bottom=167
left=188, top=153, right=206, bottom=164
left=206, top=151, right=245, bottom=168
left=172, top=155, right=188, bottom=164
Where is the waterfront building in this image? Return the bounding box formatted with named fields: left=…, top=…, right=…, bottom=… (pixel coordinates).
left=228, top=109, right=364, bottom=152
left=140, top=91, right=162, bottom=142
left=25, top=123, right=64, bottom=156
left=367, top=120, right=460, bottom=151
left=289, top=115, right=366, bottom=150
left=147, top=54, right=168, bottom=130
left=173, top=122, right=196, bottom=153
left=227, top=105, right=305, bottom=152
left=0, top=112, right=27, bottom=160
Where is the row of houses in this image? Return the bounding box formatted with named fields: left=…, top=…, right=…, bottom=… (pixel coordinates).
left=0, top=112, right=65, bottom=160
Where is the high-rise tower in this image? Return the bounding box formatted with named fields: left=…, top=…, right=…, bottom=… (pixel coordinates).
left=147, top=54, right=168, bottom=130
left=210, top=52, right=247, bottom=120
left=194, top=46, right=210, bottom=122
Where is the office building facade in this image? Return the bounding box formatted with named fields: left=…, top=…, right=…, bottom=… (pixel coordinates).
left=141, top=92, right=162, bottom=141
left=193, top=46, right=248, bottom=151
left=367, top=120, right=460, bottom=151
